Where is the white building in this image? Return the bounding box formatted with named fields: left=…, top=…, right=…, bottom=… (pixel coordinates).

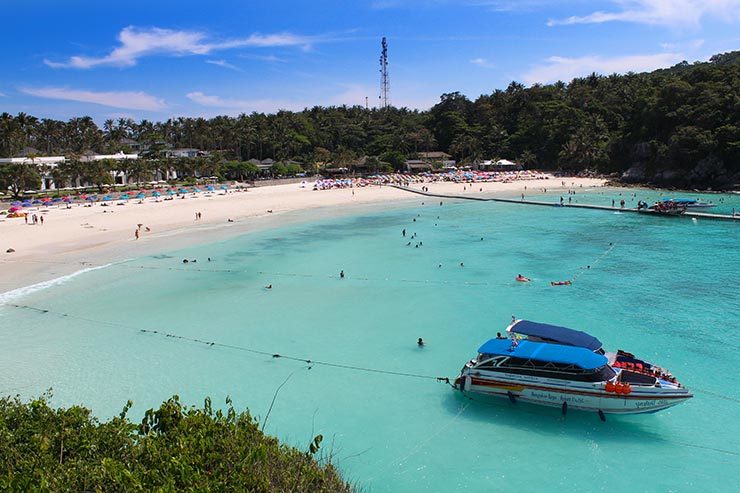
left=0, top=152, right=178, bottom=191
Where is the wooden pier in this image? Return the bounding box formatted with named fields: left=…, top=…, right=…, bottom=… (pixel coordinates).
left=391, top=185, right=740, bottom=222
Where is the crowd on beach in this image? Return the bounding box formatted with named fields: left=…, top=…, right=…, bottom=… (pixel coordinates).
left=312, top=170, right=549, bottom=190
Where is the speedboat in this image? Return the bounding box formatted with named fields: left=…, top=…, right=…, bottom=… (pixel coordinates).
left=661, top=198, right=715, bottom=209
left=453, top=319, right=692, bottom=416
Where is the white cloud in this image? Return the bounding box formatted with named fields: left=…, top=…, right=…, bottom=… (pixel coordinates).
left=548, top=0, right=740, bottom=28
left=186, top=83, right=434, bottom=115
left=186, top=91, right=309, bottom=114
left=470, top=57, right=495, bottom=68
left=45, top=26, right=324, bottom=69
left=240, top=54, right=288, bottom=63
left=205, top=59, right=242, bottom=71
left=522, top=52, right=684, bottom=84
left=19, top=87, right=167, bottom=111
left=0, top=92, right=6, bottom=97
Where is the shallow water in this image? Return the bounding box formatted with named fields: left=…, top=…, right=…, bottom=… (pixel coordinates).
left=1, top=196, right=739, bottom=492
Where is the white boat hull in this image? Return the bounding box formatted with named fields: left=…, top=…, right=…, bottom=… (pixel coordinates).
left=455, top=372, right=692, bottom=414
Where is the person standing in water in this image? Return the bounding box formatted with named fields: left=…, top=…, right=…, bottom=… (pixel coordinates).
left=417, top=338, right=425, bottom=347
left=340, top=270, right=345, bottom=279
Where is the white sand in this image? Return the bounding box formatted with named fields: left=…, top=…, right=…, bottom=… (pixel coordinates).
left=0, top=176, right=605, bottom=292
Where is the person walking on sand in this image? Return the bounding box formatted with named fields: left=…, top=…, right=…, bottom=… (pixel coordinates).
left=135, top=229, right=139, bottom=240
left=39, top=215, right=44, bottom=225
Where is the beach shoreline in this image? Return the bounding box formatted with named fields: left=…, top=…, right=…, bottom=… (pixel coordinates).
left=0, top=176, right=606, bottom=294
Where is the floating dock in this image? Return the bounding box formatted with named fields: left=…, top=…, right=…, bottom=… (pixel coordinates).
left=391, top=185, right=739, bottom=222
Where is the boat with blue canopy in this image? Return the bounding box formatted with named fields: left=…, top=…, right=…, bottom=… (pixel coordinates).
left=506, top=319, right=603, bottom=352
left=454, top=319, right=692, bottom=417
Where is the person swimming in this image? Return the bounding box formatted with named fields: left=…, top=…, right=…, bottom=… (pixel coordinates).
left=417, top=338, right=425, bottom=347
left=515, top=274, right=531, bottom=282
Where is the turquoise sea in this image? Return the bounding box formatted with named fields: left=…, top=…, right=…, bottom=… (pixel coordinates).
left=1, top=190, right=740, bottom=492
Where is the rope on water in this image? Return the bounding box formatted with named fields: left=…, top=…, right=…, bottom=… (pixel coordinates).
left=570, top=242, right=616, bottom=283
left=3, top=303, right=451, bottom=384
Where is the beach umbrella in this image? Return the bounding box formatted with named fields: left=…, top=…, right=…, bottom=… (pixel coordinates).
left=152, top=191, right=161, bottom=197
left=32, top=199, right=43, bottom=205
left=11, top=201, right=21, bottom=206
left=205, top=185, right=215, bottom=191
left=220, top=185, right=228, bottom=190
left=80, top=194, right=88, bottom=200
left=42, top=197, right=52, bottom=202
left=194, top=187, right=202, bottom=192
left=9, top=206, right=21, bottom=212
left=63, top=197, right=73, bottom=203
left=167, top=190, right=175, bottom=196
left=136, top=193, right=146, bottom=199
left=52, top=197, right=62, bottom=203
left=102, top=195, right=113, bottom=201
left=178, top=188, right=188, bottom=194
left=86, top=196, right=95, bottom=202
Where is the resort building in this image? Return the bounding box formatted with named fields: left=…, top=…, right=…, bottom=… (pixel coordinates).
left=0, top=152, right=179, bottom=191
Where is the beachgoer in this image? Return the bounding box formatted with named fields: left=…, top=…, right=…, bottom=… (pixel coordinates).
left=182, top=259, right=189, bottom=264
left=208, top=257, right=212, bottom=262
left=134, top=229, right=139, bottom=240
left=145, top=227, right=151, bottom=232
left=417, top=338, right=425, bottom=347
left=24, top=215, right=28, bottom=224
left=265, top=284, right=272, bottom=290
left=497, top=332, right=504, bottom=339
left=40, top=216, right=44, bottom=225
left=511, top=315, right=516, bottom=324
left=402, top=229, right=406, bottom=237
left=438, top=264, right=442, bottom=268
left=340, top=270, right=345, bottom=279
left=460, top=262, right=464, bottom=267
left=413, top=218, right=416, bottom=222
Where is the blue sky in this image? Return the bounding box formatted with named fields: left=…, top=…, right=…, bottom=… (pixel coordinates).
left=1, top=0, right=738, bottom=122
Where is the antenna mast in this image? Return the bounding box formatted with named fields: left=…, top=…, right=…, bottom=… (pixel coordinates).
left=379, top=37, right=390, bottom=109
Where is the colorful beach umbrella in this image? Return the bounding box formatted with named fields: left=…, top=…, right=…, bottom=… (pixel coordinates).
left=152, top=191, right=161, bottom=197
left=102, top=195, right=113, bottom=201
left=136, top=193, right=146, bottom=199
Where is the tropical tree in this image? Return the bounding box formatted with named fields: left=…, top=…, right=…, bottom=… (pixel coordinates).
left=0, top=163, right=41, bottom=198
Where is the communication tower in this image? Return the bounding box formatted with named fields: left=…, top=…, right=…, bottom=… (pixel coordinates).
left=379, top=37, right=390, bottom=109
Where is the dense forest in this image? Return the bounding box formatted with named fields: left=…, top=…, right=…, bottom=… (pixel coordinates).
left=0, top=394, right=351, bottom=491
left=1, top=50, right=738, bottom=189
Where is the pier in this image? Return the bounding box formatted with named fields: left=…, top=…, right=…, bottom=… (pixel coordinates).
left=391, top=185, right=740, bottom=222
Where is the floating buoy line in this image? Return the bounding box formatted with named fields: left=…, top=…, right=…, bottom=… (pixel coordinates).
left=3, top=303, right=451, bottom=384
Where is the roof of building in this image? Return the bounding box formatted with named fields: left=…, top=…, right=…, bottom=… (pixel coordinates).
left=477, top=339, right=607, bottom=370
left=509, top=319, right=603, bottom=351
left=419, top=151, right=451, bottom=159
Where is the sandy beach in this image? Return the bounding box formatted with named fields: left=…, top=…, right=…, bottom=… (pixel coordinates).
left=0, top=175, right=605, bottom=293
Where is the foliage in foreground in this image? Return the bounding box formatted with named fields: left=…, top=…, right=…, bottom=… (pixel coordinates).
left=0, top=394, right=352, bottom=492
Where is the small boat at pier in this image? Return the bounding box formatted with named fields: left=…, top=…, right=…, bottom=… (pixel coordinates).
left=661, top=198, right=716, bottom=209
left=453, top=319, right=692, bottom=416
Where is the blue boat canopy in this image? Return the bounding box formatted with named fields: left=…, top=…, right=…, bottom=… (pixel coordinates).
left=509, top=320, right=603, bottom=351
left=661, top=198, right=698, bottom=203
left=477, top=339, right=608, bottom=370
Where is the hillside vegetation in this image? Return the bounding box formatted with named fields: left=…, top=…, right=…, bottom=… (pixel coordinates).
left=1, top=51, right=738, bottom=188
left=0, top=394, right=351, bottom=492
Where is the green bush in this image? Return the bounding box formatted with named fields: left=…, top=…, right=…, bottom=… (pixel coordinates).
left=0, top=394, right=352, bottom=492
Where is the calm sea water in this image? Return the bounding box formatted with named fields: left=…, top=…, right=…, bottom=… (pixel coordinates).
left=1, top=191, right=739, bottom=492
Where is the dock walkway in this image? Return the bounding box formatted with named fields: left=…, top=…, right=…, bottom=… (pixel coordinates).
left=390, top=185, right=739, bottom=222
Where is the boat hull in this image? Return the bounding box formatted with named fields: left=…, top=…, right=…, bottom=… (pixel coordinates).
left=455, top=373, right=692, bottom=414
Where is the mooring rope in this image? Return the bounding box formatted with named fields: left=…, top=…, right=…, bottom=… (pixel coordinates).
left=3, top=303, right=451, bottom=384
